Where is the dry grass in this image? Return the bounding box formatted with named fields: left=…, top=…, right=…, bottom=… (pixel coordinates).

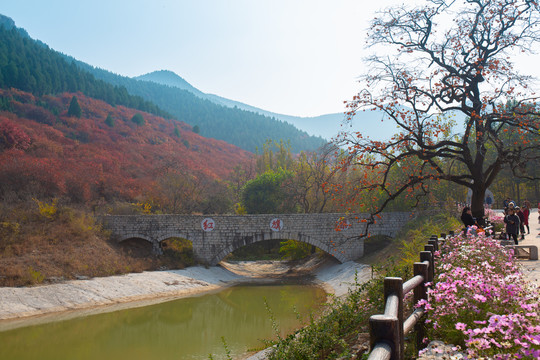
left=0, top=201, right=189, bottom=287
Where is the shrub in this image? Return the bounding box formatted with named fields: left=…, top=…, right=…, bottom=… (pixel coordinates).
left=33, top=198, right=58, bottom=220
left=27, top=266, right=45, bottom=284
left=0, top=117, right=31, bottom=150
left=279, top=239, right=312, bottom=260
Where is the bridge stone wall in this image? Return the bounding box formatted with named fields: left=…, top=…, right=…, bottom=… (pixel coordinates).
left=99, top=212, right=413, bottom=265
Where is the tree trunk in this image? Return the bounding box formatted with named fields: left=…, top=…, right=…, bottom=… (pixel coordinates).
left=470, top=187, right=486, bottom=227
left=535, top=180, right=539, bottom=205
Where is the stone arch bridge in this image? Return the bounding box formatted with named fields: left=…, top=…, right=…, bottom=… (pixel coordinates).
left=99, top=212, right=412, bottom=266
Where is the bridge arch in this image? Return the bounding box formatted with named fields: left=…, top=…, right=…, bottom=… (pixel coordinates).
left=209, top=232, right=349, bottom=265
left=117, top=233, right=153, bottom=244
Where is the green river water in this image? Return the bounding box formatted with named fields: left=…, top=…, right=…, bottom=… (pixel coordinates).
left=0, top=283, right=326, bottom=360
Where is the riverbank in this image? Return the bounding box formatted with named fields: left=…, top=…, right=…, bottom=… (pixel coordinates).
left=0, top=256, right=370, bottom=329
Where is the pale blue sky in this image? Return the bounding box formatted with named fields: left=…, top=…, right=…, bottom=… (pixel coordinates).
left=2, top=1, right=539, bottom=117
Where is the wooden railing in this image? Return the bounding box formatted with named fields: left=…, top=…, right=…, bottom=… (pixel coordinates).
left=367, top=235, right=443, bottom=360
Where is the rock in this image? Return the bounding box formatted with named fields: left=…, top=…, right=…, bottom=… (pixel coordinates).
left=417, top=340, right=465, bottom=359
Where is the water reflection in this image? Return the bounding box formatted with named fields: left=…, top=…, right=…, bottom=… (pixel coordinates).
left=0, top=283, right=326, bottom=360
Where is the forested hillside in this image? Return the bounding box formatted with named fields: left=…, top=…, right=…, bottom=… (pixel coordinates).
left=0, top=15, right=326, bottom=153
left=74, top=62, right=327, bottom=153
left=0, top=24, right=171, bottom=120
left=133, top=70, right=408, bottom=142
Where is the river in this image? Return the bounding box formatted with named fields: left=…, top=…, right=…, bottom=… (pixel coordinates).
left=0, top=282, right=326, bottom=360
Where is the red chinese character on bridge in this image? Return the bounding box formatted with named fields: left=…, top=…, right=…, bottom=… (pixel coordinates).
left=270, top=218, right=283, bottom=232
left=336, top=217, right=351, bottom=231
left=201, top=218, right=215, bottom=232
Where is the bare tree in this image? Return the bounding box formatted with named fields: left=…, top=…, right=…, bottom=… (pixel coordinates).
left=335, top=0, right=540, bottom=232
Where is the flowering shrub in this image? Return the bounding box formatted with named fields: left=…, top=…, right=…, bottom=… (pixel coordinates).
left=419, top=233, right=540, bottom=359
left=485, top=208, right=506, bottom=233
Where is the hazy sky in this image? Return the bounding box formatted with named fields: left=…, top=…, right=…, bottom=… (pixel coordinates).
left=2, top=0, right=539, bottom=117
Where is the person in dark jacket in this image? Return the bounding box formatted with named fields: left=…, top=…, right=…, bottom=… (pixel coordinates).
left=461, top=207, right=477, bottom=233
left=516, top=206, right=526, bottom=240
left=504, top=208, right=520, bottom=245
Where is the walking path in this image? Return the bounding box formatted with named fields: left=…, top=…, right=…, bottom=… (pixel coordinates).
left=516, top=208, right=540, bottom=285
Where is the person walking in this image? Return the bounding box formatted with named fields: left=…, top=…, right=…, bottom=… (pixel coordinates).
left=522, top=202, right=530, bottom=235
left=516, top=206, right=525, bottom=240
left=504, top=208, right=520, bottom=245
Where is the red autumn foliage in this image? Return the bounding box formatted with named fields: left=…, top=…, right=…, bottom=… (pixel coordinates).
left=0, top=88, right=252, bottom=205
left=0, top=117, right=31, bottom=150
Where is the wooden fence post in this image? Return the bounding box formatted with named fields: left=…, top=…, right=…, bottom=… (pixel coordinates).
left=424, top=244, right=434, bottom=263
left=384, top=277, right=404, bottom=359
left=369, top=315, right=400, bottom=360
left=413, top=260, right=429, bottom=352
left=428, top=239, right=438, bottom=252
left=420, top=251, right=434, bottom=284
left=366, top=233, right=442, bottom=360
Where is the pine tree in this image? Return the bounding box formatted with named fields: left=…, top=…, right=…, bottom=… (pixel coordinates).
left=104, top=113, right=114, bottom=127
left=67, top=96, right=82, bottom=118
left=131, top=113, right=145, bottom=126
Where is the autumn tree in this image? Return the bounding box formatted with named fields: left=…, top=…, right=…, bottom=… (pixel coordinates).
left=226, top=162, right=256, bottom=207
left=282, top=144, right=340, bottom=213
left=334, top=0, right=540, bottom=231
left=255, top=139, right=295, bottom=173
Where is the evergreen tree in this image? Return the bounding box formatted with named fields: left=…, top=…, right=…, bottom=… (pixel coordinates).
left=174, top=125, right=180, bottom=137
left=104, top=113, right=114, bottom=127
left=67, top=96, right=82, bottom=118
left=192, top=125, right=200, bottom=134
left=131, top=113, right=145, bottom=126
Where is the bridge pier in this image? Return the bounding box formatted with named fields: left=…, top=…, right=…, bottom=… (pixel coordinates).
left=152, top=240, right=163, bottom=255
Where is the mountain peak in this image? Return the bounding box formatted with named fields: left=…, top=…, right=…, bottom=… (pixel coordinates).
left=134, top=70, right=202, bottom=95
left=0, top=14, right=30, bottom=38
left=0, top=14, right=16, bottom=30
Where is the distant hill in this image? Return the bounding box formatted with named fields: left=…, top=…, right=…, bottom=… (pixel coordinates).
left=134, top=70, right=402, bottom=141
left=135, top=68, right=468, bottom=142
left=134, top=70, right=204, bottom=96
left=75, top=64, right=327, bottom=153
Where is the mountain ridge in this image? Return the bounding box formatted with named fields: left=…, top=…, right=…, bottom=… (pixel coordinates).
left=134, top=69, right=402, bottom=141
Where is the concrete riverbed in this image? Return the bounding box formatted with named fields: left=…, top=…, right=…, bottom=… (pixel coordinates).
left=0, top=256, right=371, bottom=325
